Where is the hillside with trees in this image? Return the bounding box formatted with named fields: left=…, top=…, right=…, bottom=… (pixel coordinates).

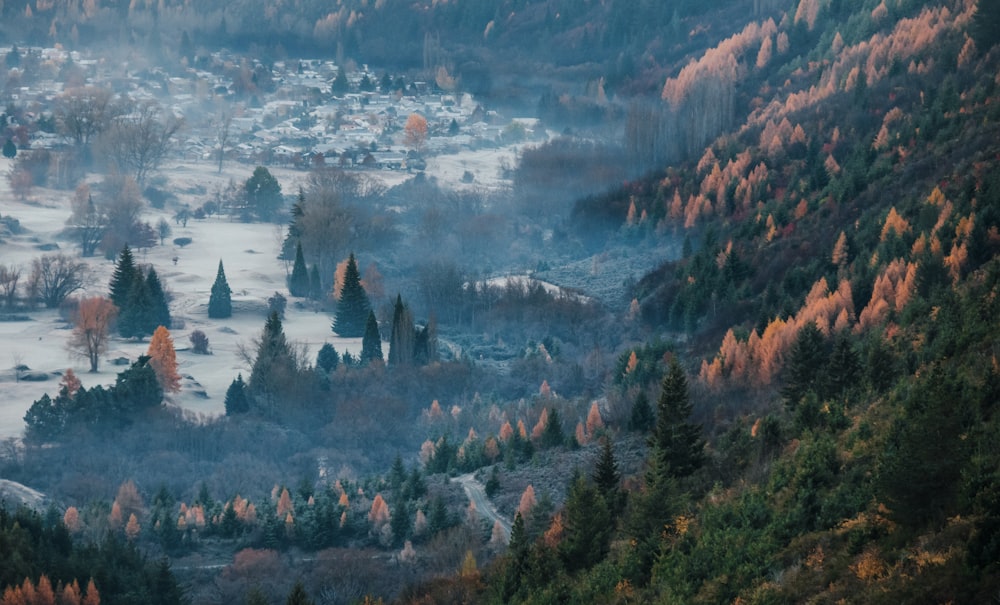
left=1, top=0, right=999, bottom=603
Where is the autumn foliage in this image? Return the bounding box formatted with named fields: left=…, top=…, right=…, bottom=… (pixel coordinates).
left=146, top=326, right=181, bottom=393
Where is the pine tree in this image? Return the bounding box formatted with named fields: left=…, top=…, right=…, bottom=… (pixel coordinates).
left=973, top=0, right=1000, bottom=50
left=146, top=268, right=171, bottom=330
left=114, top=355, right=163, bottom=409
left=146, top=326, right=181, bottom=393
left=781, top=321, right=828, bottom=407
left=541, top=407, right=565, bottom=448
left=388, top=294, right=414, bottom=366
left=109, top=245, right=138, bottom=309
left=118, top=272, right=154, bottom=339
left=824, top=332, right=860, bottom=398
left=316, top=343, right=339, bottom=373
left=308, top=264, right=322, bottom=301
left=360, top=310, right=383, bottom=364
left=651, top=358, right=705, bottom=480
left=592, top=437, right=620, bottom=494
left=289, top=241, right=309, bottom=297
left=249, top=312, right=296, bottom=397
left=559, top=471, right=611, bottom=572
left=629, top=391, right=654, bottom=432
left=208, top=260, right=232, bottom=319
left=332, top=253, right=370, bottom=337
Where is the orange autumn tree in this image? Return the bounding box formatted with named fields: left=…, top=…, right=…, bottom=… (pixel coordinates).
left=146, top=326, right=181, bottom=393
left=403, top=113, right=428, bottom=151
left=69, top=296, right=117, bottom=372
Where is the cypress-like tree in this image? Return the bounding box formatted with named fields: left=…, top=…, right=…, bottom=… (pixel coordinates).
left=316, top=343, right=339, bottom=373
left=360, top=310, right=383, bottom=363
left=109, top=245, right=138, bottom=308
left=146, top=268, right=171, bottom=330
left=208, top=260, right=232, bottom=319
left=288, top=241, right=309, bottom=297
left=388, top=294, right=414, bottom=366
left=650, top=358, right=705, bottom=480
left=308, top=264, right=322, bottom=301
left=224, top=373, right=250, bottom=414
left=332, top=253, right=370, bottom=337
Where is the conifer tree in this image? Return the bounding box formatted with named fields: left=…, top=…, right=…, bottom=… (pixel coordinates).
left=224, top=373, right=250, bottom=415
left=332, top=253, right=370, bottom=337
left=109, top=245, right=138, bottom=309
left=541, top=407, right=565, bottom=448
left=316, top=343, right=339, bottom=373
left=146, top=267, right=171, bottom=330
left=388, top=294, right=414, bottom=366
left=651, top=358, right=705, bottom=480
left=288, top=242, right=309, bottom=297
left=592, top=437, right=620, bottom=495
left=114, top=355, right=163, bottom=409
left=118, top=272, right=154, bottom=339
left=208, top=260, right=232, bottom=318
left=308, top=264, right=322, bottom=301
left=559, top=471, right=611, bottom=572
left=629, top=391, right=654, bottom=432
left=249, top=312, right=296, bottom=397
left=146, top=326, right=181, bottom=393
left=284, top=581, right=315, bottom=605
left=360, top=310, right=383, bottom=364
left=782, top=321, right=827, bottom=408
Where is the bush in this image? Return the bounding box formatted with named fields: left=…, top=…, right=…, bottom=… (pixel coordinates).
left=173, top=237, right=192, bottom=248
left=267, top=292, right=287, bottom=319
left=189, top=330, right=210, bottom=354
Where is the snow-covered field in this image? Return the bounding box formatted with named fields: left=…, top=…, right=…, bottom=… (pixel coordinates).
left=0, top=135, right=529, bottom=440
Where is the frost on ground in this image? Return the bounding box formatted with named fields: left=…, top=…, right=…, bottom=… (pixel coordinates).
left=0, top=157, right=370, bottom=440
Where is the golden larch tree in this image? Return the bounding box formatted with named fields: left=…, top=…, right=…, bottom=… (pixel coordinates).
left=83, top=579, right=100, bottom=605
left=518, top=485, right=536, bottom=517
left=146, top=326, right=181, bottom=393
left=125, top=514, right=140, bottom=541
left=69, top=296, right=117, bottom=373
left=403, top=113, right=429, bottom=151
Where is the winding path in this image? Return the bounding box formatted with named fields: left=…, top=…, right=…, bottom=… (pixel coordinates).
left=456, top=473, right=511, bottom=541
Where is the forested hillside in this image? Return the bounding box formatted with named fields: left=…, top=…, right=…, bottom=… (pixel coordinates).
left=2, top=0, right=999, bottom=603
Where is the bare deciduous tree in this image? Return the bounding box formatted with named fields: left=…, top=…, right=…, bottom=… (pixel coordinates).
left=55, top=86, right=122, bottom=149
left=69, top=296, right=117, bottom=372
left=66, top=183, right=107, bottom=257
left=30, top=254, right=89, bottom=308
left=215, top=109, right=233, bottom=174
left=99, top=100, right=183, bottom=185
left=0, top=264, right=20, bottom=308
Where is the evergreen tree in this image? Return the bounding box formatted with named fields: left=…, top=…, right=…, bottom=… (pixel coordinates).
left=501, top=512, right=530, bottom=601
left=208, top=260, right=232, bottom=319
left=249, top=311, right=297, bottom=397
left=559, top=471, right=612, bottom=572
left=360, top=310, right=383, bottom=364
left=245, top=166, right=283, bottom=222
left=651, top=358, right=705, bottom=480
left=224, top=373, right=249, bottom=414
left=109, top=245, right=138, bottom=309
left=541, top=407, right=565, bottom=448
left=332, top=253, right=370, bottom=337
left=782, top=321, right=828, bottom=408
left=288, top=241, right=309, bottom=297
left=2, top=138, right=16, bottom=159
left=973, top=0, right=1000, bottom=50
left=146, top=268, right=171, bottom=330
left=316, top=343, right=339, bottom=373
left=390, top=501, right=411, bottom=546
left=824, top=331, right=860, bottom=398
left=308, top=264, right=322, bottom=301
left=629, top=391, right=655, bottom=432
left=284, top=581, right=315, bottom=605
left=388, top=294, right=414, bottom=366
left=118, top=272, right=154, bottom=339
left=592, top=437, right=620, bottom=494
left=114, top=355, right=163, bottom=410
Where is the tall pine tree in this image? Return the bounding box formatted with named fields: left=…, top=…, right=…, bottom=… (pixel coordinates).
left=360, top=310, right=383, bottom=363
left=118, top=272, right=154, bottom=339
left=224, top=373, right=250, bottom=414
left=651, top=358, right=705, bottom=480
left=146, top=267, right=171, bottom=330
left=388, top=294, right=414, bottom=366
left=332, top=253, right=370, bottom=337
left=288, top=241, right=309, bottom=297
left=208, top=260, right=232, bottom=319
left=249, top=311, right=296, bottom=397
left=109, top=245, right=138, bottom=309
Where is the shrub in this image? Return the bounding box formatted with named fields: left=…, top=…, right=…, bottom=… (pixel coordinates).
left=189, top=330, right=210, bottom=354
left=173, top=237, right=192, bottom=248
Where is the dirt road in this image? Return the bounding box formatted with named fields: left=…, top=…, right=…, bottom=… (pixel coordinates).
left=456, top=473, right=511, bottom=541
